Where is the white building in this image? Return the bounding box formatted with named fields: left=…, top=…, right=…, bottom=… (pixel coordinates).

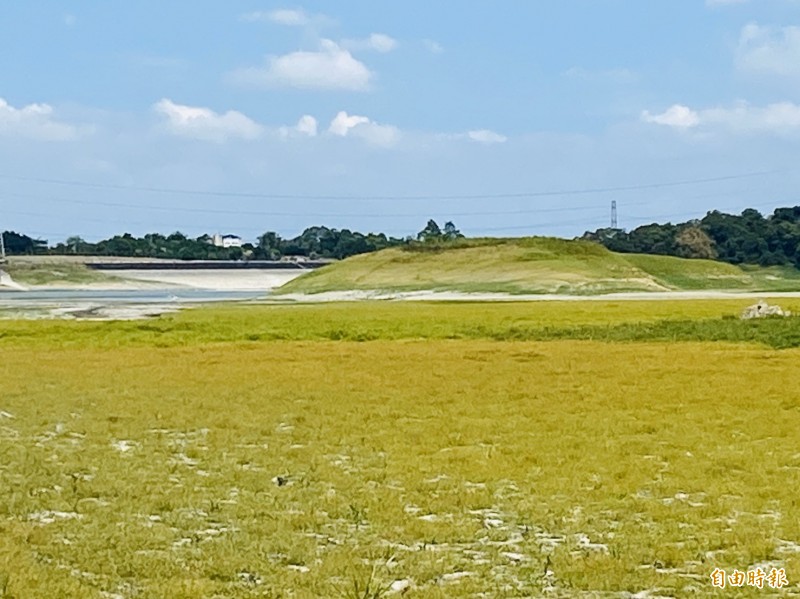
left=210, top=234, right=244, bottom=248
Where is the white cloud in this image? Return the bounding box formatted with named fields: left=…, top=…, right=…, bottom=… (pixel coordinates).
left=641, top=104, right=701, bottom=128
left=423, top=39, right=444, bottom=54
left=240, top=8, right=335, bottom=29
left=241, top=9, right=309, bottom=26
left=327, top=111, right=400, bottom=147
left=642, top=101, right=800, bottom=133
left=153, top=99, right=263, bottom=142
left=295, top=114, right=318, bottom=136
left=703, top=101, right=800, bottom=131
left=467, top=129, right=508, bottom=144
left=328, top=111, right=370, bottom=136
left=736, top=22, right=800, bottom=77
left=341, top=33, right=398, bottom=53
left=279, top=114, right=318, bottom=138
left=230, top=39, right=372, bottom=91
left=0, top=98, right=80, bottom=141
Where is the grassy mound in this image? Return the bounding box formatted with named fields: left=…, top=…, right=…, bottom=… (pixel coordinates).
left=278, top=237, right=800, bottom=295
left=3, top=256, right=117, bottom=286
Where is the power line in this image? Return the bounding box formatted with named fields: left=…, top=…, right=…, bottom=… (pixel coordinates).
left=0, top=191, right=628, bottom=218
left=476, top=217, right=607, bottom=232
left=0, top=169, right=785, bottom=201
left=0, top=185, right=773, bottom=220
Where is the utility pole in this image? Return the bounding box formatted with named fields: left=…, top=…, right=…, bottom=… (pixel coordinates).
left=0, top=229, right=5, bottom=264
left=611, top=200, right=618, bottom=229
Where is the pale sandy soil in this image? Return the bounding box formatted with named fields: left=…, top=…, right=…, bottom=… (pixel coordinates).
left=0, top=270, right=305, bottom=292
left=0, top=269, right=303, bottom=320
left=273, top=289, right=800, bottom=303
left=2, top=303, right=185, bottom=321
left=107, top=269, right=304, bottom=291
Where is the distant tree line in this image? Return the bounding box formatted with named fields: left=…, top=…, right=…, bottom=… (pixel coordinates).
left=1, top=220, right=464, bottom=261
left=583, top=206, right=800, bottom=267
left=0, top=231, right=48, bottom=255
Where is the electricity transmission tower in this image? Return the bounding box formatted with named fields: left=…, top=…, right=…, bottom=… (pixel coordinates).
left=611, top=200, right=618, bottom=229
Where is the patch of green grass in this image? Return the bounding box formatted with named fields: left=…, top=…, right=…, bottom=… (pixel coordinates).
left=626, top=254, right=800, bottom=291
left=4, top=257, right=117, bottom=286
left=2, top=299, right=800, bottom=349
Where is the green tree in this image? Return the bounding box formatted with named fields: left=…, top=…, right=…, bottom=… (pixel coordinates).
left=417, top=219, right=443, bottom=242
left=257, top=231, right=282, bottom=259
left=443, top=221, right=464, bottom=240
left=65, top=236, right=86, bottom=254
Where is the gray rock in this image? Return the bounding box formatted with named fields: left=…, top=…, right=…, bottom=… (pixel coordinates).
left=741, top=300, right=791, bottom=319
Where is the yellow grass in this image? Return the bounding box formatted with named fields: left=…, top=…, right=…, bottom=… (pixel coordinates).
left=1, top=302, right=799, bottom=597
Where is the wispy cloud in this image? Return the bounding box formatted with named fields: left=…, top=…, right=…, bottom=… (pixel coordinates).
left=279, top=114, right=318, bottom=138
left=467, top=129, right=507, bottom=144
left=328, top=111, right=400, bottom=147
left=229, top=39, right=372, bottom=91
left=241, top=8, right=309, bottom=26
left=240, top=8, right=334, bottom=28
left=423, top=39, right=444, bottom=54
left=642, top=101, right=800, bottom=134
left=153, top=99, right=263, bottom=142
left=736, top=22, right=800, bottom=77
left=0, top=97, right=81, bottom=141
left=641, top=105, right=700, bottom=128
left=340, top=33, right=398, bottom=53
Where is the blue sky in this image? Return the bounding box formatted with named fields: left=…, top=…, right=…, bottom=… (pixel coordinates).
left=1, top=1, right=800, bottom=243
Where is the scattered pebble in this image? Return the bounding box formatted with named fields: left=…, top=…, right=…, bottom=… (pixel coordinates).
left=417, top=514, right=438, bottom=522
left=110, top=439, right=137, bottom=453
left=389, top=579, right=412, bottom=593
left=502, top=551, right=527, bottom=562
left=287, top=564, right=310, bottom=573
left=28, top=511, right=83, bottom=524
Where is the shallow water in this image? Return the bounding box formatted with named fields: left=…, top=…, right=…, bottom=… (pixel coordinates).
left=0, top=289, right=270, bottom=319
left=0, top=289, right=265, bottom=305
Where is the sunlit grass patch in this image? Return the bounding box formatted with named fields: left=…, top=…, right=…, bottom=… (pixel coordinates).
left=3, top=298, right=800, bottom=349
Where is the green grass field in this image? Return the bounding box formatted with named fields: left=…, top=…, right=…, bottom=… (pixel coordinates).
left=1, top=300, right=799, bottom=597
left=278, top=237, right=800, bottom=295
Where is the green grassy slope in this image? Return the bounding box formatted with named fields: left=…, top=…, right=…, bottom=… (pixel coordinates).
left=2, top=257, right=118, bottom=286
left=278, top=237, right=800, bottom=295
